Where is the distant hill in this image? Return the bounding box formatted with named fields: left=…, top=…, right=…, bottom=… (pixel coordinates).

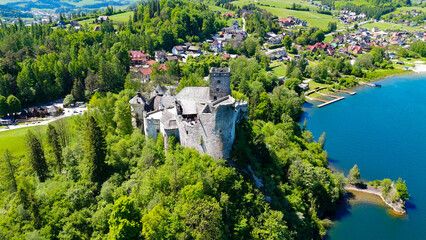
left=0, top=0, right=139, bottom=12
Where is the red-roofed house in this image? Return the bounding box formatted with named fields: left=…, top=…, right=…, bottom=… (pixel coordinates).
left=348, top=45, right=363, bottom=54
left=130, top=50, right=149, bottom=65
left=140, top=68, right=152, bottom=82
left=223, top=13, right=234, bottom=17
left=306, top=42, right=334, bottom=55
left=147, top=60, right=157, bottom=66
left=222, top=54, right=231, bottom=60
left=158, top=65, right=167, bottom=71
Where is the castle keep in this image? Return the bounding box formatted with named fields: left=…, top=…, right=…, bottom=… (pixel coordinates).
left=129, top=67, right=248, bottom=159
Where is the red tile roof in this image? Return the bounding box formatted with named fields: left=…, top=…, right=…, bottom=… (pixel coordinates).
left=140, top=68, right=152, bottom=76
left=129, top=50, right=149, bottom=61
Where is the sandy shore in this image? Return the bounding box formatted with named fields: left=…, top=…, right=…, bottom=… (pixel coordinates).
left=345, top=185, right=406, bottom=214
left=411, top=61, right=426, bottom=73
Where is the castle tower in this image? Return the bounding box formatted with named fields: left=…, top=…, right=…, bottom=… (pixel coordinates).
left=209, top=67, right=231, bottom=101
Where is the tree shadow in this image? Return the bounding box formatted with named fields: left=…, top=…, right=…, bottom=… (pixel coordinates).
left=404, top=199, right=416, bottom=211
left=324, top=192, right=356, bottom=239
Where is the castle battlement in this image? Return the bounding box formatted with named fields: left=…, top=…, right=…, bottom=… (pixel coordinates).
left=129, top=67, right=248, bottom=159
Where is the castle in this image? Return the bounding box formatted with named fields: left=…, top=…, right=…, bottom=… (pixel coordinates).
left=129, top=67, right=248, bottom=159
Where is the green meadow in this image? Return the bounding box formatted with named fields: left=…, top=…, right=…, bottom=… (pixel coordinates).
left=0, top=125, right=47, bottom=157
left=233, top=0, right=341, bottom=29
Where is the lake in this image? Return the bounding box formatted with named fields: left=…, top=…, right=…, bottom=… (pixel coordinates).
left=299, top=74, right=426, bottom=239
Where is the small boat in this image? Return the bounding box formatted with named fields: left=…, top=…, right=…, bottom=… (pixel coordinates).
left=374, top=83, right=381, bottom=87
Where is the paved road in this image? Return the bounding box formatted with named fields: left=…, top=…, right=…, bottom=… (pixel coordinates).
left=0, top=107, right=87, bottom=132
left=325, top=19, right=373, bottom=37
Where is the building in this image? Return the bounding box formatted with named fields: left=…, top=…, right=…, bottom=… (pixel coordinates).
left=129, top=50, right=149, bottom=65
left=129, top=67, right=248, bottom=159
left=172, top=46, right=185, bottom=55
left=155, top=50, right=167, bottom=63
left=98, top=16, right=109, bottom=23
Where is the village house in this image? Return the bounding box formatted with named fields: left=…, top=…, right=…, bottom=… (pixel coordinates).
left=97, top=16, right=109, bottom=23
left=155, top=50, right=167, bottom=63
left=129, top=50, right=149, bottom=65
left=172, top=46, right=185, bottom=55
left=278, top=16, right=307, bottom=28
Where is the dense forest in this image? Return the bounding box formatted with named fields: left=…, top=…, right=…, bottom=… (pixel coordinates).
left=0, top=87, right=345, bottom=240
left=0, top=0, right=226, bottom=112
left=321, top=0, right=413, bottom=18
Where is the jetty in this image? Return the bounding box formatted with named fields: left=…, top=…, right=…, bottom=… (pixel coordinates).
left=360, top=82, right=381, bottom=87
left=304, top=87, right=346, bottom=108
left=334, top=89, right=356, bottom=95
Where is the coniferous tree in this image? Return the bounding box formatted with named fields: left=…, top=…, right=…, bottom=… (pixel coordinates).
left=26, top=130, right=49, bottom=182
left=46, top=124, right=63, bottom=172
left=84, top=116, right=108, bottom=188
left=71, top=78, right=85, bottom=101
left=0, top=149, right=17, bottom=192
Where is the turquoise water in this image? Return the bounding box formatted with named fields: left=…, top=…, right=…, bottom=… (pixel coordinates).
left=300, top=74, right=426, bottom=239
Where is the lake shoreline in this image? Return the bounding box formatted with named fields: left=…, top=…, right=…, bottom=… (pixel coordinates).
left=345, top=185, right=406, bottom=215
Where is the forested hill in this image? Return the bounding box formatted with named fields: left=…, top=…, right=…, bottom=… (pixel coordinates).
left=321, top=0, right=414, bottom=18
left=0, top=0, right=138, bottom=12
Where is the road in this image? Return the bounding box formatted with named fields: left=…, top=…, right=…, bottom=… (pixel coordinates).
left=0, top=106, right=87, bottom=132
left=325, top=19, right=373, bottom=37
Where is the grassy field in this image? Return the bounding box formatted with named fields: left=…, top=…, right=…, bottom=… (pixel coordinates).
left=233, top=0, right=341, bottom=29
left=362, top=21, right=422, bottom=32
left=269, top=61, right=287, bottom=76
left=0, top=125, right=47, bottom=157
left=79, top=11, right=133, bottom=25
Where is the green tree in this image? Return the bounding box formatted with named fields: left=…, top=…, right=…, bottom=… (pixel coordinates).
left=46, top=124, right=63, bottom=172
left=395, top=178, right=409, bottom=201
left=108, top=196, right=141, bottom=240
left=349, top=164, right=361, bottom=185
left=0, top=149, right=18, bottom=192
left=283, top=35, right=292, bottom=50
left=355, top=54, right=373, bottom=69
left=84, top=116, right=108, bottom=188
left=26, top=130, right=49, bottom=182
left=71, top=78, right=85, bottom=101
left=371, top=47, right=385, bottom=64
left=7, top=94, right=21, bottom=115
left=113, top=97, right=133, bottom=136
left=270, top=85, right=303, bottom=122
left=0, top=94, right=7, bottom=117
left=63, top=94, right=75, bottom=107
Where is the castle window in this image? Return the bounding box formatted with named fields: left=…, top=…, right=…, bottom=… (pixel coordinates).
left=217, top=80, right=221, bottom=84
left=216, top=88, right=219, bottom=92
left=213, top=96, right=217, bottom=100
left=219, top=129, right=222, bottom=133
left=186, top=130, right=188, bottom=134
left=156, top=129, right=159, bottom=133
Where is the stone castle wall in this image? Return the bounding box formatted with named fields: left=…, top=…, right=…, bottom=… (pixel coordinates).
left=177, top=102, right=236, bottom=159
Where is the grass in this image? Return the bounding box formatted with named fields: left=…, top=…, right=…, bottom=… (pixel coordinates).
left=0, top=115, right=82, bottom=157
left=0, top=125, right=47, bottom=157
left=233, top=0, right=341, bottom=29
left=362, top=21, right=421, bottom=32
left=79, top=11, right=133, bottom=25
left=364, top=68, right=409, bottom=81
left=269, top=61, right=287, bottom=76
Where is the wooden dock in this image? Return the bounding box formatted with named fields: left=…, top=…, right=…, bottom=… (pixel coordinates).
left=334, top=89, right=356, bottom=95
left=317, top=97, right=344, bottom=108
left=359, top=82, right=376, bottom=87
left=304, top=86, right=352, bottom=108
